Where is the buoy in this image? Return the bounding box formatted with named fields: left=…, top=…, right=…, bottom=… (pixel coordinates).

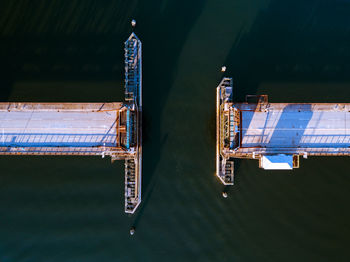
left=131, top=19, right=136, bottom=27
left=130, top=227, right=135, bottom=235
left=222, top=192, right=228, bottom=198
left=221, top=66, right=226, bottom=72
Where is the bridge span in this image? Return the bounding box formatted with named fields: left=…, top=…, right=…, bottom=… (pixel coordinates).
left=216, top=77, right=350, bottom=185
left=1, top=32, right=142, bottom=214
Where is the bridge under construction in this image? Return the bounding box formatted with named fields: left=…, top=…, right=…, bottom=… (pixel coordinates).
left=0, top=32, right=142, bottom=214
left=216, top=77, right=350, bottom=185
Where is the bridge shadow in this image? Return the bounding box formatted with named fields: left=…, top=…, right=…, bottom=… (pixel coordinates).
left=268, top=104, right=313, bottom=150
left=0, top=68, right=14, bottom=102
left=0, top=33, right=127, bottom=101
left=130, top=0, right=207, bottom=224
left=241, top=104, right=313, bottom=150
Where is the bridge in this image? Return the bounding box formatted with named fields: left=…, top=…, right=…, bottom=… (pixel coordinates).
left=0, top=32, right=142, bottom=214
left=216, top=77, right=350, bottom=185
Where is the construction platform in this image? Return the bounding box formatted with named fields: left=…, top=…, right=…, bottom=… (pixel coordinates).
left=0, top=32, right=142, bottom=214
left=216, top=77, right=350, bottom=185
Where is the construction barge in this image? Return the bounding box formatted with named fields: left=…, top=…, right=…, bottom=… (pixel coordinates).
left=216, top=77, right=350, bottom=185
left=0, top=32, right=142, bottom=214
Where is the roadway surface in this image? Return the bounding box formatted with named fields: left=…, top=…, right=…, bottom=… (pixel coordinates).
left=0, top=103, right=121, bottom=148
left=237, top=103, right=350, bottom=149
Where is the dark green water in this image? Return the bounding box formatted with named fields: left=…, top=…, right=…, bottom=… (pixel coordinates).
left=1, top=0, right=350, bottom=261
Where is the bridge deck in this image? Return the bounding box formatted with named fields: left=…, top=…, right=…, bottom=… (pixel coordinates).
left=216, top=77, right=350, bottom=186
left=0, top=103, right=123, bottom=153
left=0, top=31, right=142, bottom=214
left=235, top=103, right=350, bottom=150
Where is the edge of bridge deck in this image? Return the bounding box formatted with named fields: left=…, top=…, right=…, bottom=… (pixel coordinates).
left=0, top=102, right=124, bottom=111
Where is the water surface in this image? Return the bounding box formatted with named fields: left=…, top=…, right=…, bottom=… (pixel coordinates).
left=0, top=0, right=350, bottom=261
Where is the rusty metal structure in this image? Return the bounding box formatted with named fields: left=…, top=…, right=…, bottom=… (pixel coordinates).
left=0, top=32, right=142, bottom=214
left=216, top=77, right=350, bottom=185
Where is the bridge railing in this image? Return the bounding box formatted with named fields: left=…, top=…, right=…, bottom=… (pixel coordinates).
left=123, top=32, right=142, bottom=213
left=125, top=157, right=141, bottom=213
left=124, top=33, right=141, bottom=104
left=216, top=78, right=234, bottom=185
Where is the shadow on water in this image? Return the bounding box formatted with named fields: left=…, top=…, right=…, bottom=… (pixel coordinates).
left=0, top=68, right=13, bottom=101
left=0, top=34, right=127, bottom=101
left=269, top=104, right=313, bottom=149
left=131, top=0, right=207, bottom=226
left=241, top=104, right=313, bottom=149
left=225, top=0, right=350, bottom=97
left=0, top=1, right=145, bottom=101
